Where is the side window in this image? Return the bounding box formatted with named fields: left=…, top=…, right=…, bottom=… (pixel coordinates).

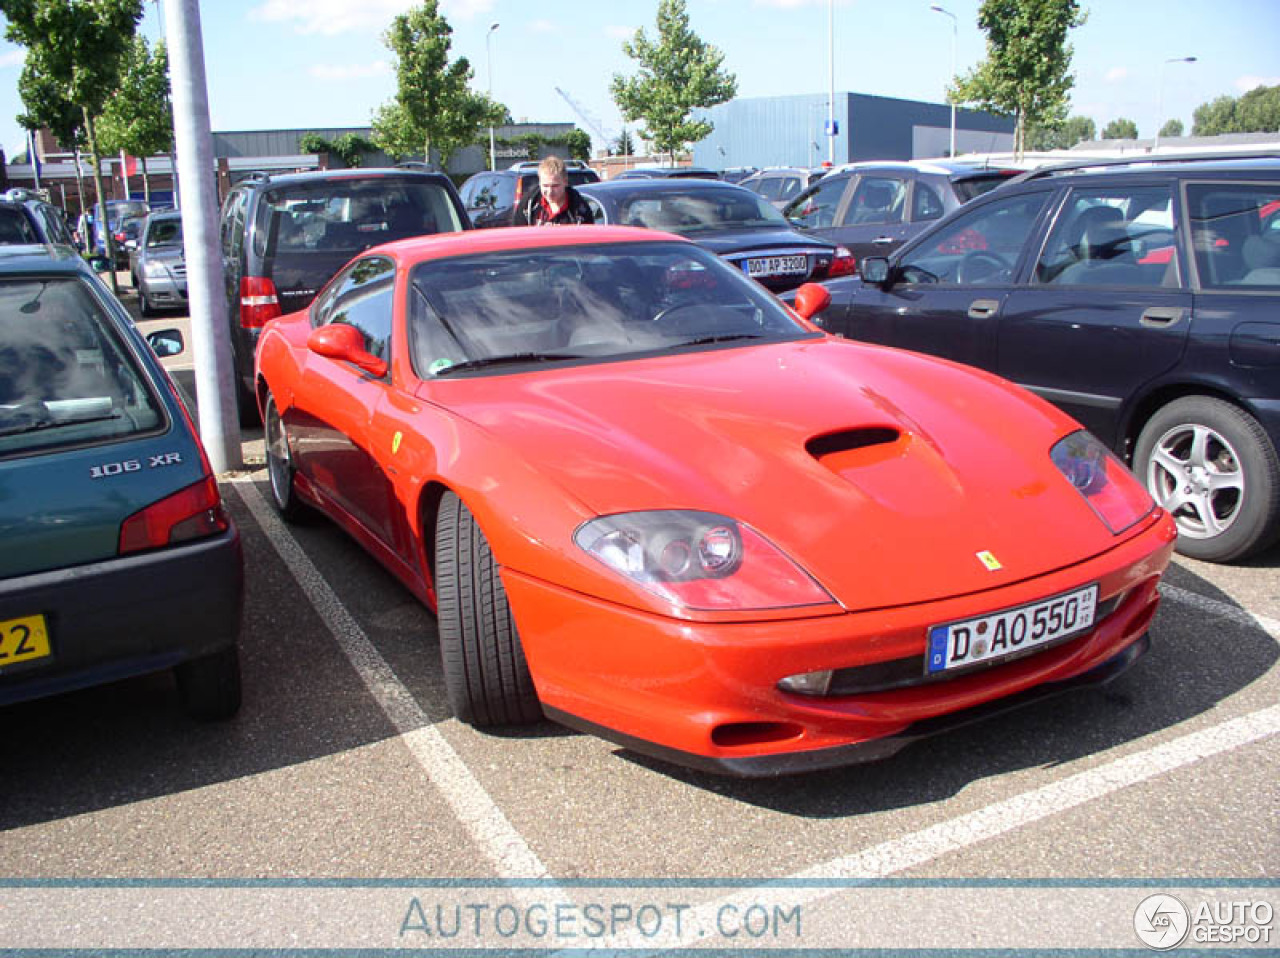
left=1187, top=183, right=1280, bottom=288
left=841, top=176, right=907, bottom=226
left=777, top=177, right=803, bottom=202
left=1035, top=186, right=1176, bottom=288
left=754, top=177, right=781, bottom=202
left=317, top=256, right=396, bottom=366
left=911, top=182, right=946, bottom=222
left=583, top=195, right=606, bottom=223
left=897, top=191, right=1049, bottom=286
left=785, top=175, right=849, bottom=228
left=221, top=190, right=247, bottom=260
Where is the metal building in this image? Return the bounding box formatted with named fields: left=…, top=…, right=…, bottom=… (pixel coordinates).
left=693, top=92, right=1015, bottom=169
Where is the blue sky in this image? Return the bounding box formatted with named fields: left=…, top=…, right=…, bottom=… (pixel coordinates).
left=1, top=0, right=1277, bottom=163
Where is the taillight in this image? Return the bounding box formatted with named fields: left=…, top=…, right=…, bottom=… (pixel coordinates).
left=118, top=477, right=230, bottom=554
left=239, top=276, right=282, bottom=329
left=826, top=245, right=857, bottom=278
left=514, top=177, right=526, bottom=204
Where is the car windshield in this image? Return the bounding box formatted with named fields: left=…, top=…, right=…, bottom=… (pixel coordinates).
left=255, top=178, right=464, bottom=258
left=0, top=278, right=164, bottom=457
left=408, top=241, right=810, bottom=376
left=146, top=218, right=183, bottom=248
left=614, top=188, right=787, bottom=234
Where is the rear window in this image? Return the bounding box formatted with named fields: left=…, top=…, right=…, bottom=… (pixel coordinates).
left=253, top=178, right=465, bottom=258
left=0, top=208, right=41, bottom=245
left=0, top=278, right=164, bottom=458
left=615, top=188, right=785, bottom=232
left=952, top=171, right=1020, bottom=204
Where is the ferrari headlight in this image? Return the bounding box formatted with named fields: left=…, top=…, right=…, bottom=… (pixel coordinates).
left=1051, top=431, right=1154, bottom=534
left=574, top=510, right=834, bottom=611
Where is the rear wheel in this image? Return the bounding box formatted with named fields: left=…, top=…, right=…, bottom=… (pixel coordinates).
left=434, top=491, right=541, bottom=726
left=175, top=646, right=242, bottom=720
left=1135, top=396, right=1280, bottom=562
left=264, top=391, right=307, bottom=522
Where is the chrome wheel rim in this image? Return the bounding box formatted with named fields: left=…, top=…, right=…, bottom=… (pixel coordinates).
left=265, top=400, right=292, bottom=507
left=1146, top=422, right=1245, bottom=540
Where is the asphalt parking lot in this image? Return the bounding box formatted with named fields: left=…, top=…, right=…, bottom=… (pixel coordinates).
left=1, top=289, right=1276, bottom=953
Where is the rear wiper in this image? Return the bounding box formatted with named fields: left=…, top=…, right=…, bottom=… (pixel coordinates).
left=0, top=400, right=121, bottom=436
left=670, top=333, right=766, bottom=348
left=432, top=351, right=587, bottom=375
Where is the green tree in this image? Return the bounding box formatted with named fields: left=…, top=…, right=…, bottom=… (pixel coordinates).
left=1236, top=84, right=1280, bottom=132
left=1159, top=118, right=1184, bottom=139
left=564, top=128, right=591, bottom=162
left=614, top=128, right=637, bottom=157
left=2, top=0, right=145, bottom=292
left=95, top=35, right=173, bottom=203
left=299, top=131, right=379, bottom=167
left=1026, top=113, right=1095, bottom=150
left=1193, top=94, right=1239, bottom=136
left=370, top=0, right=504, bottom=167
left=1101, top=117, right=1138, bottom=140
left=610, top=0, right=737, bottom=164
left=950, top=0, right=1086, bottom=158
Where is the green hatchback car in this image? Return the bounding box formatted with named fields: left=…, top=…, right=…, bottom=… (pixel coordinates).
left=0, top=244, right=243, bottom=717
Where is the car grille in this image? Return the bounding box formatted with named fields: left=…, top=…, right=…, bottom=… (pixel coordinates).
left=816, top=593, right=1124, bottom=696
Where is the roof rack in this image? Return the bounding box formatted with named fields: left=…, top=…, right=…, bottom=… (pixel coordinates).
left=1005, top=149, right=1280, bottom=186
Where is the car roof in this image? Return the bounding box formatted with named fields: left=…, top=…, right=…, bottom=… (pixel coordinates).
left=0, top=243, right=89, bottom=275
left=1005, top=150, right=1280, bottom=187
left=235, top=167, right=457, bottom=191
left=581, top=178, right=749, bottom=195
left=375, top=223, right=679, bottom=260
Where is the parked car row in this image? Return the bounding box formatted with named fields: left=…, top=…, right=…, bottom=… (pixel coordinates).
left=794, top=153, right=1280, bottom=563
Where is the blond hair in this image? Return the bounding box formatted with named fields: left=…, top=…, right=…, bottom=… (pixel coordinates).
left=538, top=156, right=567, bottom=180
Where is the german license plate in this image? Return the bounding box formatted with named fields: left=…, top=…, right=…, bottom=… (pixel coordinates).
left=926, top=584, right=1099, bottom=674
left=746, top=254, right=808, bottom=278
left=0, top=613, right=52, bottom=668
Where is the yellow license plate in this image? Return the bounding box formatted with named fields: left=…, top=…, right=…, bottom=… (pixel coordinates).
left=0, top=614, right=52, bottom=667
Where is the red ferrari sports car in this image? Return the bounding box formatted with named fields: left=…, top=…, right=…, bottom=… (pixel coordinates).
left=255, top=225, right=1177, bottom=776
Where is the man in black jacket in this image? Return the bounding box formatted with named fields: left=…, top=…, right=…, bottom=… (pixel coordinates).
left=511, top=156, right=595, bottom=226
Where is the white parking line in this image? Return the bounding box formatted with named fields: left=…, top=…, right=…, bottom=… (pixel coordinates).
left=228, top=478, right=550, bottom=880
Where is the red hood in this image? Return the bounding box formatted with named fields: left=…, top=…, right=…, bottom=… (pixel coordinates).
left=426, top=338, right=1135, bottom=609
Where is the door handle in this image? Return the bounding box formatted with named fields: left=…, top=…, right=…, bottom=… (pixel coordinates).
left=1140, top=306, right=1187, bottom=327
left=968, top=299, right=1000, bottom=319
left=872, top=236, right=895, bottom=245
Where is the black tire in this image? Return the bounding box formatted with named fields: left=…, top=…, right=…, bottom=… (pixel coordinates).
left=1134, top=396, right=1280, bottom=562
left=175, top=645, right=242, bottom=720
left=264, top=391, right=307, bottom=522
left=139, top=287, right=156, bottom=317
left=434, top=491, right=541, bottom=726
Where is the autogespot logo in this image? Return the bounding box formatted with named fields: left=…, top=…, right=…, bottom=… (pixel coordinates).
left=1135, top=894, right=1191, bottom=950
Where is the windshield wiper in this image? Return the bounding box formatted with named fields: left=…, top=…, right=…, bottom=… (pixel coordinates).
left=432, top=351, right=587, bottom=376
left=670, top=333, right=766, bottom=348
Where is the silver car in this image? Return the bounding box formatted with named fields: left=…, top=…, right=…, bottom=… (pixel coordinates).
left=130, top=211, right=186, bottom=316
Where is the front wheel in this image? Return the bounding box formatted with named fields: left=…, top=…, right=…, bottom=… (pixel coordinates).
left=1134, top=397, right=1280, bottom=562
left=434, top=491, right=541, bottom=726
left=264, top=391, right=308, bottom=522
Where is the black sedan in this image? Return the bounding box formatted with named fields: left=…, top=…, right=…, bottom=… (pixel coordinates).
left=579, top=178, right=856, bottom=293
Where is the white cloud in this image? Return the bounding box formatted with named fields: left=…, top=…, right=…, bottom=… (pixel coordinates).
left=1105, top=67, right=1128, bottom=83
left=605, top=25, right=635, bottom=40
left=308, top=60, right=392, bottom=80
left=0, top=49, right=25, bottom=69
left=248, top=0, right=490, bottom=36
left=1235, top=75, right=1280, bottom=92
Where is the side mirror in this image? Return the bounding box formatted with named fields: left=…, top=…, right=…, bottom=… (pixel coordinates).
left=146, top=328, right=185, bottom=358
left=791, top=282, right=832, bottom=320
left=860, top=257, right=891, bottom=286
left=308, top=324, right=388, bottom=378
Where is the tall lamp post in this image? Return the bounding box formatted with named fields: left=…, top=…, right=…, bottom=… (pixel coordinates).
left=1154, top=55, right=1196, bottom=152
left=930, top=4, right=957, bottom=157
left=486, top=22, right=499, bottom=171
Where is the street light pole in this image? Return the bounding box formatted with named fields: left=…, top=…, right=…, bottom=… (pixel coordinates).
left=827, top=0, right=835, bottom=166
left=486, top=22, right=499, bottom=171
left=930, top=4, right=957, bottom=157
left=1154, top=56, right=1196, bottom=152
